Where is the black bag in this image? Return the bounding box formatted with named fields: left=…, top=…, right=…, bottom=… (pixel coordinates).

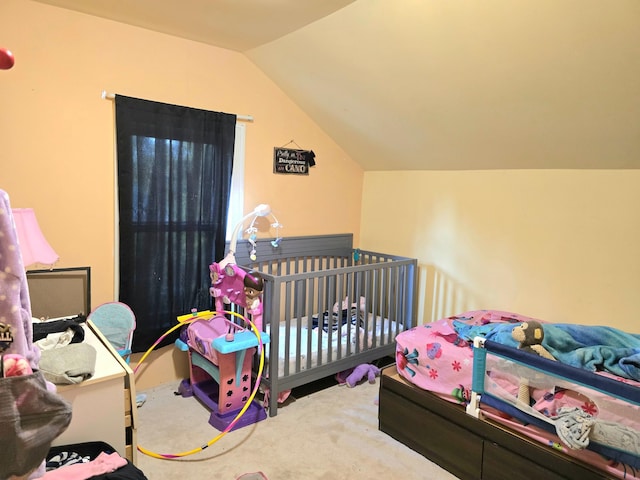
left=0, top=371, right=72, bottom=478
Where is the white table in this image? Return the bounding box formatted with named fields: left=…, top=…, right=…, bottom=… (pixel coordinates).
left=51, top=320, right=138, bottom=464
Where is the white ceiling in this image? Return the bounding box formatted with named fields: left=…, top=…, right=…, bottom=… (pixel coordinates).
left=32, top=0, right=356, bottom=52
left=32, top=0, right=640, bottom=170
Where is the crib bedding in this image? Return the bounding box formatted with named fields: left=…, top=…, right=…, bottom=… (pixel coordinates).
left=394, top=310, right=640, bottom=478
left=268, top=314, right=398, bottom=377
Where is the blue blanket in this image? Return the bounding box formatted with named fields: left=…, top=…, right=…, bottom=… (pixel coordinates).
left=453, top=321, right=640, bottom=382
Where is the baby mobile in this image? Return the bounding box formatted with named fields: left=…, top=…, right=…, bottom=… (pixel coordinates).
left=244, top=207, right=283, bottom=262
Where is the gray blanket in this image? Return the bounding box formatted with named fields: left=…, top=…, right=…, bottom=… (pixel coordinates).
left=39, top=343, right=97, bottom=385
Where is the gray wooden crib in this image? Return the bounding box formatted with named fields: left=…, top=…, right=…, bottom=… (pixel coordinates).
left=231, top=234, right=418, bottom=416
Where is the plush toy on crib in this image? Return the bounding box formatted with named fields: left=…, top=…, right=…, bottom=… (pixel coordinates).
left=243, top=271, right=264, bottom=311
left=512, top=321, right=555, bottom=361
left=338, top=363, right=381, bottom=388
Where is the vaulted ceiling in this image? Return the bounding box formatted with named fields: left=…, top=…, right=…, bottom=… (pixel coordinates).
left=33, top=0, right=640, bottom=170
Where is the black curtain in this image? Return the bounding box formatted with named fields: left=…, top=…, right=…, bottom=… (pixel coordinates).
left=115, top=95, right=236, bottom=352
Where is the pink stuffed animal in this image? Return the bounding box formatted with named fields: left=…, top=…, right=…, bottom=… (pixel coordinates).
left=2, top=353, right=33, bottom=377
left=344, top=363, right=380, bottom=388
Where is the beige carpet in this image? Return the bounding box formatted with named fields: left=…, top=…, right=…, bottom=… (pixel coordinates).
left=135, top=375, right=460, bottom=479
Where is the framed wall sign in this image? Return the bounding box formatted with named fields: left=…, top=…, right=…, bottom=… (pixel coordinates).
left=273, top=147, right=316, bottom=175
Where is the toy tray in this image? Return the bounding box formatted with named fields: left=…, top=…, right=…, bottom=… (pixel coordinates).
left=186, top=316, right=228, bottom=364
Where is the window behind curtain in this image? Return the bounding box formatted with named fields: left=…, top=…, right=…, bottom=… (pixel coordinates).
left=115, top=95, right=236, bottom=352
left=227, top=123, right=245, bottom=239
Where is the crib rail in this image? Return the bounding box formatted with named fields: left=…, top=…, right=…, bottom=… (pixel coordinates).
left=225, top=234, right=417, bottom=416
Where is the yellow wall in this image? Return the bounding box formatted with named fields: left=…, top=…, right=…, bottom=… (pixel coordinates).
left=1, top=0, right=363, bottom=310
left=361, top=170, right=640, bottom=332
left=1, top=1, right=363, bottom=388
left=4, top=1, right=639, bottom=387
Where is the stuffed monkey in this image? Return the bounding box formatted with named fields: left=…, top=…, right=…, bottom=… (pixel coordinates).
left=512, top=321, right=555, bottom=405
left=512, top=321, right=555, bottom=361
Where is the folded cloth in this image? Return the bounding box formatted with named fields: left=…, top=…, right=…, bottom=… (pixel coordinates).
left=36, top=329, right=77, bottom=351
left=0, top=371, right=72, bottom=479
left=39, top=343, right=97, bottom=385
left=46, top=443, right=149, bottom=480
left=33, top=319, right=85, bottom=344
left=46, top=451, right=91, bottom=470
left=41, top=451, right=127, bottom=480
left=553, top=406, right=594, bottom=450
left=591, top=419, right=640, bottom=456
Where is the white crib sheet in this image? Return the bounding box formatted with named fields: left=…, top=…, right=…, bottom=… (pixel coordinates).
left=266, top=316, right=398, bottom=377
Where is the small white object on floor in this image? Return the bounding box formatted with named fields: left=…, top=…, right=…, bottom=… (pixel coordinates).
left=136, top=393, right=147, bottom=408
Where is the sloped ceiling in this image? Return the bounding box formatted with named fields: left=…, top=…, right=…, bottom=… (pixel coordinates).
left=32, top=0, right=640, bottom=170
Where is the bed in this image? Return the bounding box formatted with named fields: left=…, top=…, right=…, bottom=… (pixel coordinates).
left=195, top=234, right=418, bottom=417
left=378, top=310, right=640, bottom=480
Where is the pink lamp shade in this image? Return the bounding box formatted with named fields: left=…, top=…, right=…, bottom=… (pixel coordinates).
left=11, top=208, right=59, bottom=268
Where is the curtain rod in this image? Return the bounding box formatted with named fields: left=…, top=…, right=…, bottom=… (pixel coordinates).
left=101, top=90, right=254, bottom=122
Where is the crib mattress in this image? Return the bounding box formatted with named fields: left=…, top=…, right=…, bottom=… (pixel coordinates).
left=268, top=315, right=398, bottom=377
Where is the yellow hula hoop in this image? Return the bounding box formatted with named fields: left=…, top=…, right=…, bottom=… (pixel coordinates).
left=133, top=310, right=266, bottom=459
